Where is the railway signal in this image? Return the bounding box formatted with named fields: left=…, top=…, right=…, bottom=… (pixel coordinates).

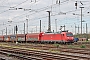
left=16, top=25, right=18, bottom=32
left=75, top=1, right=77, bottom=9
left=16, top=25, right=18, bottom=44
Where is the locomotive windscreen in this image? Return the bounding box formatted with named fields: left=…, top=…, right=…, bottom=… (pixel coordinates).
left=66, top=33, right=73, bottom=37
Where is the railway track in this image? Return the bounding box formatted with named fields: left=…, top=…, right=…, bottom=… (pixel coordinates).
left=0, top=45, right=90, bottom=60
left=73, top=41, right=90, bottom=45
left=0, top=42, right=90, bottom=60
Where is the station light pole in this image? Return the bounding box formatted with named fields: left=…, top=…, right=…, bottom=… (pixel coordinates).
left=80, top=7, right=84, bottom=35
left=6, top=27, right=7, bottom=35
left=24, top=23, right=25, bottom=34
left=86, top=23, right=88, bottom=40
left=40, top=20, right=41, bottom=32
left=26, top=19, right=28, bottom=34
left=74, top=23, right=77, bottom=35
left=86, top=23, right=88, bottom=34
left=47, top=11, right=51, bottom=32
left=15, top=25, right=18, bottom=44
left=1, top=30, right=3, bottom=35
left=55, top=19, right=57, bottom=32
left=78, top=25, right=79, bottom=34
left=63, top=25, right=65, bottom=31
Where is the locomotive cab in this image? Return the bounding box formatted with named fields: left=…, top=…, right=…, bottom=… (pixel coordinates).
left=61, top=31, right=74, bottom=43
left=66, top=33, right=74, bottom=42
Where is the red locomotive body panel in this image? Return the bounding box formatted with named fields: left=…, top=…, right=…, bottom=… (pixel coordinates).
left=40, top=33, right=62, bottom=41
left=39, top=32, right=74, bottom=42
left=26, top=33, right=40, bottom=41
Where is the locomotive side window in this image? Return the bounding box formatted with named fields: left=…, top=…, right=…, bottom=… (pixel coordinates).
left=66, top=33, right=73, bottom=36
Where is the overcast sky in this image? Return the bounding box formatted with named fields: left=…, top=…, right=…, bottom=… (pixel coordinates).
left=0, top=0, right=90, bottom=35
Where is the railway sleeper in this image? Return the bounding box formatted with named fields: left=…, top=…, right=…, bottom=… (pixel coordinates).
left=25, top=56, right=43, bottom=60
left=33, top=53, right=75, bottom=60
left=0, top=58, right=6, bottom=60
left=43, top=58, right=54, bottom=60
left=42, top=55, right=79, bottom=60
left=0, top=51, right=12, bottom=56
left=59, top=52, right=90, bottom=59
left=47, top=52, right=90, bottom=60
left=61, top=50, right=90, bottom=55
left=60, top=49, right=90, bottom=55
left=81, top=51, right=90, bottom=55
left=52, top=55, right=78, bottom=60
left=0, top=51, right=42, bottom=60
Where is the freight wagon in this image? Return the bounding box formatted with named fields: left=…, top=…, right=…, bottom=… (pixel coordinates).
left=0, top=35, right=4, bottom=42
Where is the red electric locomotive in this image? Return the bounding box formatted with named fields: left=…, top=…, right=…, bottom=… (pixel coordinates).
left=26, top=31, right=74, bottom=43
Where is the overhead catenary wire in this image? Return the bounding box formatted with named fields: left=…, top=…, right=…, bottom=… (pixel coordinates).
left=1, top=8, right=82, bottom=27
left=7, top=0, right=75, bottom=21
left=0, top=7, right=88, bottom=27
left=0, top=0, right=37, bottom=15
left=0, top=0, right=90, bottom=34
